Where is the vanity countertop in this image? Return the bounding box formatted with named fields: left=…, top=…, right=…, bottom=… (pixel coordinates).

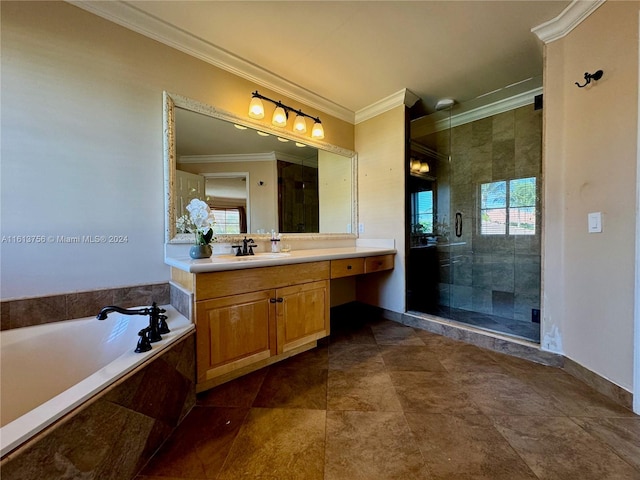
left=166, top=246, right=397, bottom=273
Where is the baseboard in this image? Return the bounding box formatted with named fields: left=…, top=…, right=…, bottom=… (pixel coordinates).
left=563, top=357, right=633, bottom=410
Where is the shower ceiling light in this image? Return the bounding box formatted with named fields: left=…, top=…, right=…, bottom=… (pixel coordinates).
left=248, top=91, right=324, bottom=140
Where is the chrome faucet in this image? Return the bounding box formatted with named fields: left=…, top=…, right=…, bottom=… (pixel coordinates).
left=97, top=302, right=169, bottom=352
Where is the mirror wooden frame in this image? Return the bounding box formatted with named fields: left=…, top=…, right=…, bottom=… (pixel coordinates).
left=163, top=91, right=358, bottom=243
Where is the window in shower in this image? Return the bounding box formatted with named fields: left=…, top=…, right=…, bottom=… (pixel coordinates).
left=480, top=177, right=536, bottom=235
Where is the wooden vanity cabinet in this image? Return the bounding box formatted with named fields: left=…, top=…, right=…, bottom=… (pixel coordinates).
left=191, top=261, right=330, bottom=390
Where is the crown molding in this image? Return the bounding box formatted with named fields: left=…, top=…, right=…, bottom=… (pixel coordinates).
left=67, top=0, right=355, bottom=124
left=178, top=151, right=310, bottom=165
left=178, top=153, right=277, bottom=164
left=355, top=88, right=421, bottom=124
left=531, top=0, right=605, bottom=44
left=413, top=87, right=542, bottom=136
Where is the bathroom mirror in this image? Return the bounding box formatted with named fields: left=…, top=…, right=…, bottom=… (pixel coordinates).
left=164, top=92, right=357, bottom=243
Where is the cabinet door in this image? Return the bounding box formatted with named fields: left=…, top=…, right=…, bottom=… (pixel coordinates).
left=276, top=280, right=329, bottom=354
left=196, top=290, right=276, bottom=384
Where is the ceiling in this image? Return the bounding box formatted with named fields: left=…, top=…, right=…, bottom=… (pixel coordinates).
left=73, top=0, right=572, bottom=121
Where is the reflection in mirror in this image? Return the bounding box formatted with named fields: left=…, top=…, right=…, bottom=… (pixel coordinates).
left=164, top=92, right=357, bottom=243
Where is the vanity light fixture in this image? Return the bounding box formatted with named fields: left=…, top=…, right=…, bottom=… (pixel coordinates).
left=272, top=104, right=288, bottom=127
left=248, top=95, right=265, bottom=119
left=249, top=91, right=324, bottom=139
left=257, top=131, right=270, bottom=137
left=293, top=114, right=307, bottom=133
left=233, top=124, right=248, bottom=130
left=311, top=120, right=324, bottom=139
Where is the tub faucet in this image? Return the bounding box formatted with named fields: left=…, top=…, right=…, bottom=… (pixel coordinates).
left=97, top=302, right=168, bottom=343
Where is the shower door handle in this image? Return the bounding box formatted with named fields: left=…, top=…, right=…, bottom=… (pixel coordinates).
left=455, top=212, right=463, bottom=238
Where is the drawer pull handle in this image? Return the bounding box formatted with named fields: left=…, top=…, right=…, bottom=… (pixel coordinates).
left=270, top=298, right=284, bottom=303
left=347, top=265, right=352, bottom=270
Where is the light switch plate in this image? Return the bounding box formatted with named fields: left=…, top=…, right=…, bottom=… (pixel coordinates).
left=588, top=212, right=602, bottom=233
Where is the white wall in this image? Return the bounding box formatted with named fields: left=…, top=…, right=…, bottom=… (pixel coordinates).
left=318, top=150, right=353, bottom=233
left=355, top=106, right=407, bottom=313
left=542, top=1, right=640, bottom=392
left=0, top=2, right=353, bottom=300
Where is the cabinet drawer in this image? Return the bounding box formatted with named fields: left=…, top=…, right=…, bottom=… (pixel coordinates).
left=331, top=258, right=365, bottom=278
left=364, top=254, right=394, bottom=273
left=195, top=261, right=330, bottom=300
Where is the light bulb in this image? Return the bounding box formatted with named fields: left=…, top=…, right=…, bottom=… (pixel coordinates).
left=248, top=97, right=264, bottom=119
left=272, top=106, right=287, bottom=127
left=420, top=162, right=430, bottom=173
left=293, top=114, right=307, bottom=133
left=311, top=121, right=324, bottom=139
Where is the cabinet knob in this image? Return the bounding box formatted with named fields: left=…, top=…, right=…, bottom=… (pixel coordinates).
left=270, top=298, right=277, bottom=303
left=347, top=265, right=352, bottom=270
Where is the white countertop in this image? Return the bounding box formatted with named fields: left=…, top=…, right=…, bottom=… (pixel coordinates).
left=166, top=245, right=397, bottom=273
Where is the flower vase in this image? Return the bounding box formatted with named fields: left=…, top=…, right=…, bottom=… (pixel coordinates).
left=189, top=244, right=212, bottom=259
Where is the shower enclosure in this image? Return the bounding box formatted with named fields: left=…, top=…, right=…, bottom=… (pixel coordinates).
left=407, top=101, right=542, bottom=343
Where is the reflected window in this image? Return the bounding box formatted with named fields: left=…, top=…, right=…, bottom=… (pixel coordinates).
left=480, top=177, right=536, bottom=235
left=212, top=208, right=241, bottom=234
left=412, top=190, right=434, bottom=234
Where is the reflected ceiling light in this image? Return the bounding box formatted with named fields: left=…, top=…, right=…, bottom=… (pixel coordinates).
left=248, top=94, right=265, bottom=119
left=248, top=90, right=324, bottom=140
left=410, top=158, right=430, bottom=175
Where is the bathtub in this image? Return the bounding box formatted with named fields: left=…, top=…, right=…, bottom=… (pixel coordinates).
left=0, top=305, right=194, bottom=458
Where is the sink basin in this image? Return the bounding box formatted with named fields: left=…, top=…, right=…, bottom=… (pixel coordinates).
left=213, top=252, right=291, bottom=262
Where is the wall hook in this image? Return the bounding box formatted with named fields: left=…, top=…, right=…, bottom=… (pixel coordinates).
left=575, top=70, right=603, bottom=88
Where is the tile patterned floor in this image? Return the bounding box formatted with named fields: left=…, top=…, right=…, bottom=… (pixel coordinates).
left=136, top=307, right=639, bottom=480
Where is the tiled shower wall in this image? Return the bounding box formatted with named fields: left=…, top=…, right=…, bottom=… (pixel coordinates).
left=436, top=104, right=542, bottom=322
